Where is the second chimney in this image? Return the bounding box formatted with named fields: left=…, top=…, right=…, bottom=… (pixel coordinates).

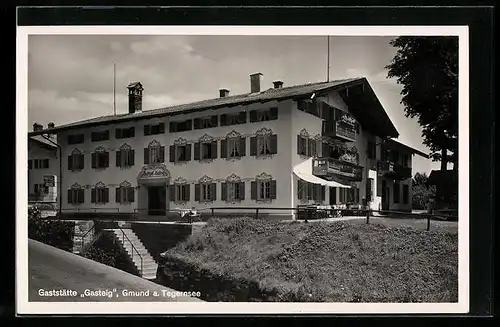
left=33, top=123, right=43, bottom=132
left=250, top=73, right=263, bottom=93
left=48, top=122, right=55, bottom=129
left=273, top=81, right=283, bottom=89
left=219, top=89, right=230, bottom=98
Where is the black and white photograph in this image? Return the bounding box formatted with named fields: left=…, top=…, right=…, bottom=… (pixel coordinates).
left=17, top=23, right=469, bottom=315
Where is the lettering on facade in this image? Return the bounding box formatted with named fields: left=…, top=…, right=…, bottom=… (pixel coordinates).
left=138, top=163, right=170, bottom=179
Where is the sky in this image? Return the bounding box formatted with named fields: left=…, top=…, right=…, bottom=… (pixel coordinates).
left=27, top=34, right=441, bottom=175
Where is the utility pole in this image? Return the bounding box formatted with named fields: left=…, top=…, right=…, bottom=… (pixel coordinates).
left=327, top=36, right=330, bottom=82
left=113, top=63, right=116, bottom=115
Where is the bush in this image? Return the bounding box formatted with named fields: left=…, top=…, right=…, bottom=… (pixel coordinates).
left=28, top=206, right=75, bottom=251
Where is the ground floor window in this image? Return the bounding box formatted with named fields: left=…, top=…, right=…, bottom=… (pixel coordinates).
left=251, top=176, right=277, bottom=201
left=403, top=184, right=409, bottom=204
left=116, top=183, right=135, bottom=204
left=222, top=181, right=245, bottom=201
left=172, top=183, right=190, bottom=202
left=67, top=188, right=84, bottom=204
left=92, top=183, right=109, bottom=204
left=195, top=182, right=216, bottom=202
left=297, top=180, right=325, bottom=203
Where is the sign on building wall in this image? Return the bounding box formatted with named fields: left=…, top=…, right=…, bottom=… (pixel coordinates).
left=44, top=175, right=55, bottom=187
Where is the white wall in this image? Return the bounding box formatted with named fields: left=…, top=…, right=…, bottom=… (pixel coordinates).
left=28, top=141, right=59, bottom=203
left=59, top=99, right=294, bottom=215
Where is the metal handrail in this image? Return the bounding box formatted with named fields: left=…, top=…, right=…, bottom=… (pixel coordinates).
left=115, top=223, right=143, bottom=276
left=78, top=224, right=98, bottom=254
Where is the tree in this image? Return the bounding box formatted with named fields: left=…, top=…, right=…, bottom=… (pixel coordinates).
left=386, top=37, right=459, bottom=171
left=412, top=172, right=436, bottom=210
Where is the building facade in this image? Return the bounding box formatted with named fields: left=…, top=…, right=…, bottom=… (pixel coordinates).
left=28, top=74, right=427, bottom=218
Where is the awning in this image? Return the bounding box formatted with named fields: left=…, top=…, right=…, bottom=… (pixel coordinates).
left=293, top=158, right=352, bottom=189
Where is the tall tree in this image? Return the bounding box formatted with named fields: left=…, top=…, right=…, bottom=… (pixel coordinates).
left=386, top=37, right=459, bottom=170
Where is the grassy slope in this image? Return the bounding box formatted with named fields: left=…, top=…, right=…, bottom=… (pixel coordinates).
left=165, top=218, right=458, bottom=302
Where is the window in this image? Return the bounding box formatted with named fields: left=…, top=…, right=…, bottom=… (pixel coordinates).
left=194, top=136, right=217, bottom=161
left=144, top=140, right=165, bottom=164
left=403, top=184, right=409, bottom=204
left=116, top=144, right=135, bottom=167
left=91, top=183, right=109, bottom=204
left=195, top=180, right=216, bottom=202
left=34, top=183, right=49, bottom=195
left=297, top=135, right=308, bottom=156
left=194, top=115, right=218, bottom=130
left=144, top=122, right=165, bottom=136
left=367, top=141, right=376, bottom=160
left=68, top=150, right=84, bottom=171
left=115, top=127, right=135, bottom=139
left=171, top=183, right=190, bottom=202
left=67, top=134, right=84, bottom=145
left=91, top=130, right=110, bottom=142
left=251, top=175, right=276, bottom=201
left=67, top=184, right=84, bottom=204
left=31, top=159, right=49, bottom=169
left=169, top=144, right=192, bottom=163
left=91, top=147, right=110, bottom=169
left=250, top=131, right=278, bottom=157
left=249, top=107, right=278, bottom=123
left=169, top=120, right=193, bottom=133
left=402, top=154, right=410, bottom=167
left=220, top=111, right=246, bottom=126
left=297, top=100, right=322, bottom=118
left=297, top=180, right=325, bottom=202
left=393, top=182, right=400, bottom=203
left=222, top=181, right=245, bottom=201
left=116, top=182, right=135, bottom=204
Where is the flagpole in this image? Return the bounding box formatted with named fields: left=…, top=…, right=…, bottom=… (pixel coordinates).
left=113, top=63, right=116, bottom=115
left=327, top=36, right=330, bottom=82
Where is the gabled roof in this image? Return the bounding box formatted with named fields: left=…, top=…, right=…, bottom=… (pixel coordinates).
left=387, top=139, right=429, bottom=158
left=28, top=77, right=399, bottom=138
left=29, top=135, right=57, bottom=150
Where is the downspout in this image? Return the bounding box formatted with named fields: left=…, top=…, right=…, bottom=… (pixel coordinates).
left=41, top=134, right=62, bottom=216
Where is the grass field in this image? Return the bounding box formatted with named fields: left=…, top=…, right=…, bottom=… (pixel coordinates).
left=164, top=217, right=458, bottom=302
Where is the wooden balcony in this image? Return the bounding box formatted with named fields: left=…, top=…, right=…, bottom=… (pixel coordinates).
left=377, top=161, right=412, bottom=180
left=312, top=157, right=363, bottom=182
left=322, top=121, right=357, bottom=142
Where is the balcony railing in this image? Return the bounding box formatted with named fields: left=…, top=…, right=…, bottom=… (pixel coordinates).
left=313, top=157, right=363, bottom=182
left=377, top=161, right=412, bottom=180
left=322, top=121, right=357, bottom=142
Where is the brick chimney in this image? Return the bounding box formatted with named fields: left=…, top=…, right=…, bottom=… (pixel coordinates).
left=219, top=89, right=230, bottom=98
left=273, top=81, right=283, bottom=89
left=48, top=122, right=55, bottom=129
left=127, top=82, right=144, bottom=114
left=250, top=73, right=263, bottom=93
left=33, top=123, right=43, bottom=132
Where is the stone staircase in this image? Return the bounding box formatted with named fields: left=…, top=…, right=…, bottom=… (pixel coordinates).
left=109, top=228, right=158, bottom=280
left=72, top=220, right=95, bottom=254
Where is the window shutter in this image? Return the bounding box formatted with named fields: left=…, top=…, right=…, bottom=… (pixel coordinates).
left=116, top=187, right=121, bottom=203
left=144, top=125, right=150, bottom=136
left=210, top=183, right=217, bottom=201
left=356, top=188, right=360, bottom=203
left=91, top=153, right=97, bottom=168
left=185, top=144, right=192, bottom=161
left=193, top=118, right=201, bottom=129
left=249, top=110, right=258, bottom=122
left=270, top=180, right=277, bottom=199
left=91, top=189, right=96, bottom=203
left=297, top=135, right=301, bottom=155
left=79, top=189, right=84, bottom=203
left=211, top=140, right=218, bottom=159
left=170, top=185, right=176, bottom=202
left=128, top=187, right=135, bottom=202
left=211, top=115, right=218, bottom=127
left=186, top=119, right=193, bottom=130
left=68, top=155, right=73, bottom=170
left=67, top=190, right=72, bottom=204
left=239, top=182, right=245, bottom=200
left=184, top=184, right=190, bottom=201
left=323, top=142, right=330, bottom=158
left=169, top=146, right=176, bottom=162
left=239, top=137, right=246, bottom=156
left=144, top=148, right=149, bottom=164
left=269, top=107, right=278, bottom=120
left=307, top=183, right=313, bottom=200
left=105, top=152, right=110, bottom=167
left=251, top=181, right=257, bottom=200
left=307, top=139, right=313, bottom=157
left=129, top=150, right=135, bottom=165
left=159, top=123, right=165, bottom=133
left=104, top=188, right=109, bottom=203
left=238, top=111, right=246, bottom=123
left=116, top=151, right=121, bottom=167
left=195, top=184, right=200, bottom=202
left=159, top=146, right=165, bottom=163
left=297, top=180, right=303, bottom=200
left=116, top=128, right=122, bottom=139
left=221, top=182, right=227, bottom=201
left=220, top=139, right=228, bottom=159
left=250, top=137, right=257, bottom=156
left=310, top=139, right=317, bottom=157
left=270, top=134, right=278, bottom=154
left=194, top=142, right=201, bottom=160
left=331, top=187, right=337, bottom=204
left=169, top=122, right=176, bottom=133
left=321, top=186, right=326, bottom=202
left=78, top=154, right=84, bottom=169
left=220, top=114, right=227, bottom=126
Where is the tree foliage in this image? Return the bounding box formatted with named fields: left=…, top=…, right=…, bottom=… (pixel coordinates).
left=412, top=172, right=436, bottom=210
left=386, top=37, right=458, bottom=169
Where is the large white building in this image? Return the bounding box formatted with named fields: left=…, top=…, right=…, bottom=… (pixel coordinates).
left=28, top=74, right=427, bottom=219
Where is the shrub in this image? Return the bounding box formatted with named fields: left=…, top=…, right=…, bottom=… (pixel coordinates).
left=28, top=206, right=74, bottom=252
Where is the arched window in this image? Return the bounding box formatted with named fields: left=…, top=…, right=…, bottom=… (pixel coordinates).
left=144, top=140, right=165, bottom=164
left=116, top=180, right=135, bottom=204
left=67, top=183, right=84, bottom=204
left=91, top=181, right=109, bottom=204
left=68, top=148, right=84, bottom=171
left=117, top=143, right=135, bottom=167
